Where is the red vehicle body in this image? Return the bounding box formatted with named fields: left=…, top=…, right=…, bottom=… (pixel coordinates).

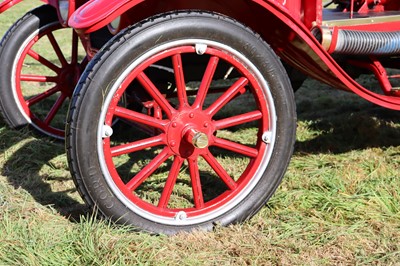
left=68, top=0, right=400, bottom=109
left=1, top=0, right=399, bottom=234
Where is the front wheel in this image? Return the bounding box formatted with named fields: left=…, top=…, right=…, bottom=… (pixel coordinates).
left=67, top=11, right=296, bottom=234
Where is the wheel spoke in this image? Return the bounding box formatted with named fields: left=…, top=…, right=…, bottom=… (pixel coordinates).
left=47, top=32, right=68, bottom=67
left=71, top=31, right=78, bottom=65
left=126, top=148, right=171, bottom=191
left=27, top=49, right=60, bottom=74
left=172, top=54, right=188, bottom=108
left=114, top=106, right=168, bottom=131
left=20, top=74, right=58, bottom=83
left=158, top=156, right=184, bottom=208
left=111, top=135, right=165, bottom=157
left=205, top=77, right=248, bottom=117
left=193, top=56, right=219, bottom=109
left=214, top=110, right=262, bottom=130
left=202, top=152, right=238, bottom=190
left=137, top=72, right=175, bottom=118
left=188, top=157, right=205, bottom=208
left=44, top=93, right=67, bottom=125
left=213, top=137, right=258, bottom=158
left=26, top=86, right=60, bottom=107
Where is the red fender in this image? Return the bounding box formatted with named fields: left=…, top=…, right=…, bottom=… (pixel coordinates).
left=69, top=0, right=144, bottom=32
left=69, top=0, right=400, bottom=110
left=0, top=0, right=24, bottom=13
left=0, top=0, right=56, bottom=14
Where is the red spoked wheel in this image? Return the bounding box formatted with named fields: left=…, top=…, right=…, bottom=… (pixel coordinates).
left=67, top=11, right=296, bottom=234
left=0, top=5, right=85, bottom=139
left=102, top=44, right=271, bottom=221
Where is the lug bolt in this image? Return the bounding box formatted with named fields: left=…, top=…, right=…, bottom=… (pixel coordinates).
left=175, top=211, right=187, bottom=221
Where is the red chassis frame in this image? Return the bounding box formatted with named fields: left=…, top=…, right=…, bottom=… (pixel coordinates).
left=67, top=0, right=400, bottom=110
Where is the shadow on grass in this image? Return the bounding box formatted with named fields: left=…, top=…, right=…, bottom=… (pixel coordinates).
left=1, top=84, right=399, bottom=222
left=295, top=96, right=400, bottom=154
left=0, top=122, right=88, bottom=222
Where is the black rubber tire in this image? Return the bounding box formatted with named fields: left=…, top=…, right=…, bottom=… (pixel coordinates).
left=0, top=5, right=70, bottom=139
left=66, top=11, right=297, bottom=234
left=283, top=62, right=307, bottom=92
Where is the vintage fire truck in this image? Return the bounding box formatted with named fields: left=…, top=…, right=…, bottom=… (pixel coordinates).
left=1, top=0, right=399, bottom=234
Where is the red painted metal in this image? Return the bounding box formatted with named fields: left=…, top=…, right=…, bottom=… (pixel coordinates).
left=0, top=0, right=24, bottom=13
left=102, top=45, right=269, bottom=217
left=69, top=0, right=144, bottom=32
left=0, top=0, right=57, bottom=13
left=4, top=0, right=400, bottom=110
left=67, top=0, right=400, bottom=110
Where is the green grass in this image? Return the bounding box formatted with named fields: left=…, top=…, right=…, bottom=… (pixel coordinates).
left=1, top=2, right=400, bottom=265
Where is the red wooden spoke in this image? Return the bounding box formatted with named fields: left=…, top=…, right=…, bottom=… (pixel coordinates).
left=26, top=86, right=60, bottom=107
left=20, top=74, right=58, bottom=83
left=126, top=148, right=171, bottom=191
left=71, top=31, right=78, bottom=65
left=213, top=138, right=258, bottom=158
left=137, top=72, right=175, bottom=119
left=114, top=106, right=168, bottom=130
left=205, top=77, right=248, bottom=117
left=27, top=49, right=60, bottom=74
left=172, top=54, right=188, bottom=108
left=202, top=152, right=238, bottom=190
left=214, top=110, right=263, bottom=130
left=44, top=93, right=67, bottom=125
left=47, top=32, right=68, bottom=67
left=111, top=135, right=165, bottom=157
left=193, top=56, right=219, bottom=109
left=188, top=157, right=205, bottom=208
left=158, top=156, right=184, bottom=208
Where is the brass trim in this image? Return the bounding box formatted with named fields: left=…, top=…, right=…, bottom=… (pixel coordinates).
left=322, top=15, right=400, bottom=27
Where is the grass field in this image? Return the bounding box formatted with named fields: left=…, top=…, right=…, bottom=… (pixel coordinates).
left=0, top=2, right=399, bottom=265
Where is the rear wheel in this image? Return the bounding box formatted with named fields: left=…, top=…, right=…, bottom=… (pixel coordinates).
left=0, top=5, right=86, bottom=139
left=67, top=11, right=296, bottom=234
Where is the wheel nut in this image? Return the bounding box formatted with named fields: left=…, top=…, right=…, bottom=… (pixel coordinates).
left=185, top=129, right=209, bottom=149
left=192, top=132, right=209, bottom=149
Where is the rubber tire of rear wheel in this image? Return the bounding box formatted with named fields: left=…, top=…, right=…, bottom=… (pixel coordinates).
left=66, top=11, right=297, bottom=235
left=0, top=5, right=58, bottom=134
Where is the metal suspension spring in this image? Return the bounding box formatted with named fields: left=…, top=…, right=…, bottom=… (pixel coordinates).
left=335, top=30, right=400, bottom=55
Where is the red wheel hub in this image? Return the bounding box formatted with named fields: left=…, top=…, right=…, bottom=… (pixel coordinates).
left=166, top=107, right=214, bottom=158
